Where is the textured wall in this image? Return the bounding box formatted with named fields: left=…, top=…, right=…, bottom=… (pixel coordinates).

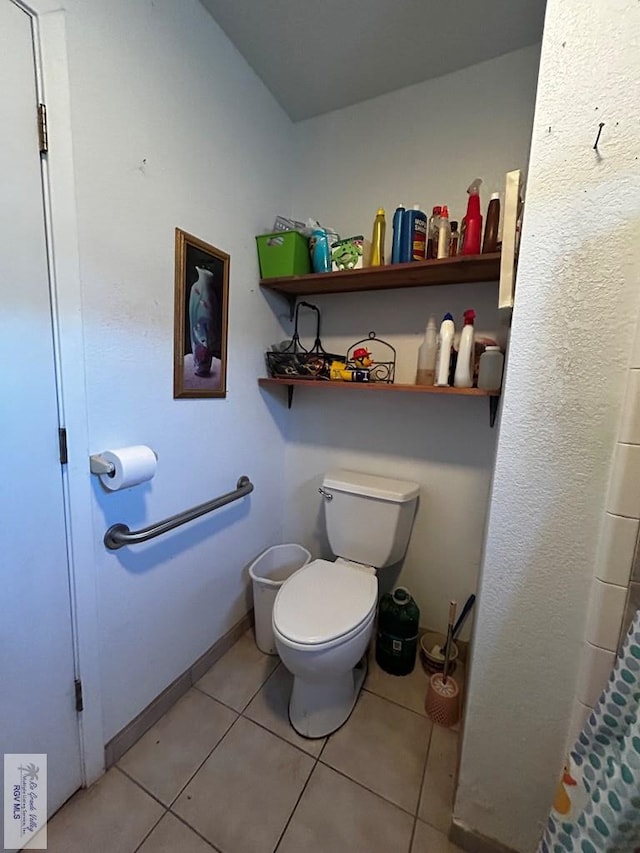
left=284, top=47, right=541, bottom=636
left=61, top=0, right=294, bottom=741
left=455, top=1, right=640, bottom=849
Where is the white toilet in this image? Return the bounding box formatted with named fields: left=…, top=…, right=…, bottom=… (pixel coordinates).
left=272, top=469, right=419, bottom=738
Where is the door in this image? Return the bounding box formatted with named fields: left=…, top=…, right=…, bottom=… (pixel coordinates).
left=0, top=0, right=83, bottom=846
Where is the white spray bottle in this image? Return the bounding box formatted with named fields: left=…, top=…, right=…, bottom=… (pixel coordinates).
left=416, top=316, right=437, bottom=386
left=454, top=309, right=476, bottom=388
left=435, top=313, right=455, bottom=387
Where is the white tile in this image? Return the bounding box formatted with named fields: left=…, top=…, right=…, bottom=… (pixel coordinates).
left=619, top=370, right=640, bottom=444
left=594, top=513, right=639, bottom=586
left=630, top=321, right=640, bottom=368
left=576, top=642, right=615, bottom=707
left=607, top=443, right=640, bottom=518
left=585, top=578, right=627, bottom=651
left=565, top=700, right=592, bottom=751
left=418, top=726, right=459, bottom=833
left=29, top=768, right=164, bottom=853
left=412, top=820, right=464, bottom=853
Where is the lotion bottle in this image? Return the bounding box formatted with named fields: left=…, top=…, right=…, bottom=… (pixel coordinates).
left=370, top=207, right=386, bottom=266
left=437, top=205, right=451, bottom=258
left=453, top=309, right=476, bottom=388
left=416, top=316, right=437, bottom=385
left=391, top=204, right=405, bottom=264
left=435, top=313, right=455, bottom=386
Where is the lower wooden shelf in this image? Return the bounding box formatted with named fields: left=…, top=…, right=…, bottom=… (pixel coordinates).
left=258, top=377, right=501, bottom=425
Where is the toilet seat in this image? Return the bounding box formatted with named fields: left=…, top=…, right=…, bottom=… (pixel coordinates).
left=273, top=559, right=377, bottom=649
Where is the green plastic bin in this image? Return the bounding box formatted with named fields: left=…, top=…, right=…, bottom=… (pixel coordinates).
left=256, top=231, right=311, bottom=278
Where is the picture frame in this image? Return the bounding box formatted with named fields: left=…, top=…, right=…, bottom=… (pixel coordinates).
left=173, top=227, right=230, bottom=399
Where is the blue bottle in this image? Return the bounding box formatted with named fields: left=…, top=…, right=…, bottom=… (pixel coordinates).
left=391, top=204, right=405, bottom=264
left=309, top=229, right=331, bottom=273
left=400, top=205, right=427, bottom=262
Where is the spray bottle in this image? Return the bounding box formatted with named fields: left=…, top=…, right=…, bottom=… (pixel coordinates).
left=435, top=313, right=455, bottom=387
left=416, top=316, right=437, bottom=386
left=453, top=309, right=476, bottom=388
left=461, top=179, right=483, bottom=255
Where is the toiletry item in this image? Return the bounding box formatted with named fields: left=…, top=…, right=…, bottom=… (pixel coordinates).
left=401, top=204, right=427, bottom=261
left=416, top=316, right=438, bottom=385
left=435, top=313, right=455, bottom=386
left=437, top=205, right=451, bottom=259
left=478, top=346, right=504, bottom=390
left=370, top=207, right=386, bottom=266
left=461, top=178, right=483, bottom=255
left=309, top=228, right=331, bottom=273
left=376, top=587, right=420, bottom=675
left=427, top=206, right=442, bottom=259
left=483, top=192, right=501, bottom=253
left=391, top=204, right=405, bottom=264
left=453, top=309, right=476, bottom=388
left=449, top=220, right=459, bottom=256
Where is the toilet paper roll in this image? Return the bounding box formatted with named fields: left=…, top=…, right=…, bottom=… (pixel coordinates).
left=99, top=445, right=157, bottom=491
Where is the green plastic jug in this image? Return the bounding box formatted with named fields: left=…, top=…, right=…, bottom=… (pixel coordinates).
left=375, top=587, right=420, bottom=676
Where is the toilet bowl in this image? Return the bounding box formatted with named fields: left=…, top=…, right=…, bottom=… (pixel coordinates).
left=272, top=470, right=420, bottom=738
left=273, top=559, right=377, bottom=738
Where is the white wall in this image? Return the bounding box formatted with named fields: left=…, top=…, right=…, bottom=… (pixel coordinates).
left=61, top=0, right=294, bottom=741
left=455, top=2, right=640, bottom=850
left=283, top=47, right=541, bottom=635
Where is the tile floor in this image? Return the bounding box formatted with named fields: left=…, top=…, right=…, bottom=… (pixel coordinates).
left=36, top=630, right=465, bottom=853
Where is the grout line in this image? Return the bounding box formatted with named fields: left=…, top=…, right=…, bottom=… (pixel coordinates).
left=131, top=809, right=167, bottom=853
left=114, top=765, right=170, bottom=812
left=361, top=683, right=434, bottom=723
left=239, top=712, right=325, bottom=760
left=168, top=810, right=224, bottom=852
left=361, top=684, right=429, bottom=719
left=316, top=761, right=419, bottom=820
left=409, top=723, right=435, bottom=851
left=273, top=753, right=320, bottom=852
left=167, top=714, right=243, bottom=810
left=191, top=683, right=244, bottom=715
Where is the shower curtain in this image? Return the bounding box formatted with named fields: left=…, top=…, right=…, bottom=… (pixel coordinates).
left=539, top=610, right=640, bottom=853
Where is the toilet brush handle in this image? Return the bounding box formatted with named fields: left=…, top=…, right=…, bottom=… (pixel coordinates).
left=442, top=600, right=457, bottom=685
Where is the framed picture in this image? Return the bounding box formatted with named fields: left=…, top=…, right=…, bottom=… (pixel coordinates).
left=173, top=228, right=230, bottom=398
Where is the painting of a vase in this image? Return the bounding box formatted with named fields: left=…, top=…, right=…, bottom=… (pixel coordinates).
left=174, top=228, right=229, bottom=398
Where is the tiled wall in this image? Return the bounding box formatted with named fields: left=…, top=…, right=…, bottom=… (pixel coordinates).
left=568, top=323, right=640, bottom=745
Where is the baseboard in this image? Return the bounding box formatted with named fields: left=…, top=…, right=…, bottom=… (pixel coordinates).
left=104, top=611, right=253, bottom=768
left=449, top=819, right=518, bottom=853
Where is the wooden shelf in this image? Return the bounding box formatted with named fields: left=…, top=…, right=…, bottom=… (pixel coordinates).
left=259, top=378, right=496, bottom=396
left=260, top=253, right=501, bottom=302
left=259, top=377, right=501, bottom=425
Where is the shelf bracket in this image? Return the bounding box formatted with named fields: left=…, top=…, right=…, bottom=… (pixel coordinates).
left=286, top=295, right=297, bottom=322
left=287, top=384, right=294, bottom=409
left=489, top=395, right=500, bottom=428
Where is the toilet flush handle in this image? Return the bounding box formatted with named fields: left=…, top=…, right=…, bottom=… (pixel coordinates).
left=318, top=487, right=333, bottom=501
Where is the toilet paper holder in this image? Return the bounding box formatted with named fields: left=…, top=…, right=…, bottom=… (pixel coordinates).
left=89, top=450, right=158, bottom=478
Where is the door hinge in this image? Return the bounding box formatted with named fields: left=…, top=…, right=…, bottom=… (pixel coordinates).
left=58, top=428, right=68, bottom=464
left=74, top=679, right=83, bottom=713
left=37, top=103, right=48, bottom=154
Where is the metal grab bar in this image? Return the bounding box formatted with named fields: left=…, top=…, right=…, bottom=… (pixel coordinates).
left=104, top=476, right=253, bottom=550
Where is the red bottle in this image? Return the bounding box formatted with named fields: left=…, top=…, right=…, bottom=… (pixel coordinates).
left=461, top=178, right=483, bottom=255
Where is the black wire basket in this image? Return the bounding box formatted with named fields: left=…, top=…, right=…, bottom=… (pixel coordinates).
left=265, top=301, right=345, bottom=380
left=345, top=331, right=396, bottom=383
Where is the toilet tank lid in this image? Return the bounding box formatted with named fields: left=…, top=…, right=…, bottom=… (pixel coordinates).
left=323, top=470, right=420, bottom=503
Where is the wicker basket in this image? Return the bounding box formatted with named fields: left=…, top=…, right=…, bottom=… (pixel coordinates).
left=265, top=301, right=344, bottom=380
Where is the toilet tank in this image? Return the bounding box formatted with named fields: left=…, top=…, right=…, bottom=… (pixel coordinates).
left=322, top=470, right=420, bottom=568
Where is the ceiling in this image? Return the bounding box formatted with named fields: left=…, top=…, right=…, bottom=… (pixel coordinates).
left=200, top=0, right=546, bottom=121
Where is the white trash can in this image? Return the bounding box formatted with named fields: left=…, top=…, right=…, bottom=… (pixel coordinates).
left=249, top=544, right=312, bottom=655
